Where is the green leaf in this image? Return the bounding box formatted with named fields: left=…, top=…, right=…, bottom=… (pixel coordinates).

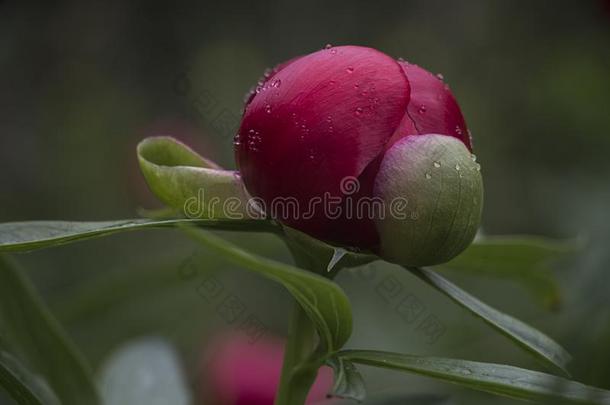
left=0, top=256, right=100, bottom=405
left=317, top=393, right=454, bottom=405
left=137, top=136, right=252, bottom=219
left=179, top=225, right=352, bottom=353
left=281, top=226, right=377, bottom=275
left=0, top=218, right=276, bottom=253
left=340, top=350, right=610, bottom=404
left=406, top=266, right=571, bottom=375
left=440, top=236, right=577, bottom=309
left=0, top=351, right=60, bottom=405
left=326, top=356, right=367, bottom=401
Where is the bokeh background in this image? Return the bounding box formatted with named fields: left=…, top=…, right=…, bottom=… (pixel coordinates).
left=1, top=1, right=609, bottom=404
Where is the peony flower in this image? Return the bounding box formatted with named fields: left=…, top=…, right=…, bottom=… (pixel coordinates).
left=235, top=45, right=482, bottom=266
left=203, top=333, right=334, bottom=405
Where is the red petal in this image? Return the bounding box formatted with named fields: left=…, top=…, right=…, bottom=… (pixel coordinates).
left=398, top=62, right=472, bottom=150
left=236, top=46, right=409, bottom=241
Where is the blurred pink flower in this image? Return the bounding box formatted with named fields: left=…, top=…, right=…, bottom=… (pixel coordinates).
left=203, top=333, right=334, bottom=405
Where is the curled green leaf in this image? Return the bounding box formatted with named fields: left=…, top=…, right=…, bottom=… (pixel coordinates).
left=179, top=224, right=353, bottom=354
left=137, top=136, right=253, bottom=219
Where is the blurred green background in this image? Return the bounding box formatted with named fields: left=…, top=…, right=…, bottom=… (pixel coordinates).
left=1, top=1, right=609, bottom=404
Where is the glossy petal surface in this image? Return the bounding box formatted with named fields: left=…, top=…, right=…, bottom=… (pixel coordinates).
left=236, top=46, right=409, bottom=239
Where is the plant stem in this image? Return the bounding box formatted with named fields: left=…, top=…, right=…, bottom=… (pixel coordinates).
left=274, top=302, right=319, bottom=405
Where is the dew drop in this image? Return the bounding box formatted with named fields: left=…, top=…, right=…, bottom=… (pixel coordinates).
left=355, top=107, right=363, bottom=116
left=397, top=57, right=405, bottom=62
left=436, top=73, right=444, bottom=80
left=425, top=173, right=432, bottom=180
left=330, top=48, right=337, bottom=55
left=455, top=164, right=461, bottom=171
left=232, top=133, right=241, bottom=146
left=433, top=161, right=441, bottom=168
left=475, top=163, right=481, bottom=171
left=346, top=66, right=354, bottom=73
left=471, top=154, right=477, bottom=162
left=264, top=104, right=272, bottom=114
left=455, top=125, right=463, bottom=135
left=247, top=129, right=262, bottom=152
left=271, top=79, right=282, bottom=88
left=324, top=43, right=333, bottom=49
left=418, top=105, right=427, bottom=114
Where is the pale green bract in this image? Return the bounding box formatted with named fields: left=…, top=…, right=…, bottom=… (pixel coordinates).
left=374, top=134, right=483, bottom=266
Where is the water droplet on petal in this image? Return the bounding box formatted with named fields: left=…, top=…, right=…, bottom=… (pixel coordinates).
left=455, top=125, right=463, bottom=135
left=471, top=154, right=477, bottom=162
left=355, top=107, right=363, bottom=116
left=436, top=73, right=444, bottom=80
left=425, top=173, right=432, bottom=179
left=433, top=161, right=441, bottom=168
left=418, top=105, right=427, bottom=114
left=397, top=57, right=405, bottom=62
left=264, top=104, right=272, bottom=114
left=455, top=164, right=461, bottom=171
left=271, top=79, right=282, bottom=88
left=233, top=133, right=241, bottom=146
left=346, top=66, right=354, bottom=73
left=475, top=163, right=481, bottom=171
left=324, top=43, right=333, bottom=49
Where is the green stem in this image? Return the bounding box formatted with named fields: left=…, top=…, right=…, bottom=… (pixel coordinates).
left=274, top=302, right=319, bottom=405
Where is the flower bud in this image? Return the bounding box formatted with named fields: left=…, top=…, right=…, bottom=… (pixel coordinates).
left=235, top=45, right=482, bottom=265
left=373, top=135, right=483, bottom=266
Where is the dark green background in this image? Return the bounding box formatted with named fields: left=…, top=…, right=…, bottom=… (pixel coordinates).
left=1, top=1, right=609, bottom=404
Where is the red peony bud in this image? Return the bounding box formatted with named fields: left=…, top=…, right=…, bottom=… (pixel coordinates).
left=235, top=45, right=481, bottom=265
